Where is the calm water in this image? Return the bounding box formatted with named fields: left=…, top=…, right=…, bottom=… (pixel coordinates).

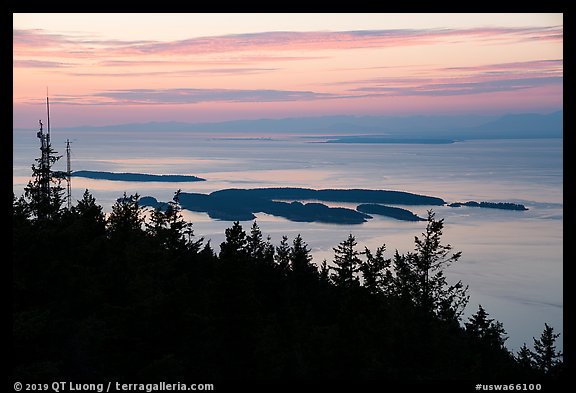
left=13, top=129, right=563, bottom=353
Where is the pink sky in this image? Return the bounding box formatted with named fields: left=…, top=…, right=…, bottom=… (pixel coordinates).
left=13, top=13, right=563, bottom=128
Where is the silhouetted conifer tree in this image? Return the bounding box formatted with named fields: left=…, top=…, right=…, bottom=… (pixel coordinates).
left=319, top=260, right=331, bottom=284
left=219, top=221, right=249, bottom=262
left=246, top=221, right=275, bottom=265
left=22, top=140, right=65, bottom=221
left=465, top=304, right=508, bottom=350
left=107, top=193, right=144, bottom=236
left=391, top=250, right=419, bottom=304
left=331, top=234, right=361, bottom=288
left=146, top=190, right=201, bottom=254
left=199, top=240, right=217, bottom=261
left=393, top=210, right=469, bottom=321
left=516, top=343, right=535, bottom=371
left=274, top=235, right=291, bottom=275
left=532, top=323, right=563, bottom=377
left=13, top=193, right=31, bottom=223
left=71, top=189, right=106, bottom=236
left=360, top=245, right=391, bottom=295
left=290, top=234, right=316, bottom=278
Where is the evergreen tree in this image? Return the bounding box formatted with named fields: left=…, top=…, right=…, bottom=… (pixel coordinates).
left=532, top=323, right=563, bottom=377
left=290, top=234, right=316, bottom=279
left=199, top=240, right=216, bottom=261
left=394, top=210, right=469, bottom=321
left=71, top=189, right=107, bottom=236
left=274, top=235, right=291, bottom=275
left=246, top=221, right=274, bottom=265
left=246, top=221, right=264, bottom=257
left=465, top=304, right=508, bottom=350
left=516, top=343, right=535, bottom=371
left=262, top=235, right=275, bottom=264
left=146, top=190, right=201, bottom=254
left=391, top=249, right=420, bottom=304
left=331, top=234, right=361, bottom=288
left=319, top=260, right=331, bottom=285
left=22, top=132, right=65, bottom=222
left=174, top=190, right=204, bottom=254
left=360, top=245, right=391, bottom=295
left=107, top=193, right=145, bottom=236
left=219, top=221, right=248, bottom=262
left=74, top=189, right=105, bottom=223
left=13, top=193, right=31, bottom=223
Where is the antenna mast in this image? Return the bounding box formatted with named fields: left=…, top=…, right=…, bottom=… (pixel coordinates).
left=35, top=89, right=72, bottom=216
left=66, top=139, right=72, bottom=209
left=36, top=95, right=51, bottom=197
left=46, top=87, right=51, bottom=145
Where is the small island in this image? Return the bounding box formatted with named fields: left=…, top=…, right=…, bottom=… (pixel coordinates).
left=324, top=136, right=455, bottom=144
left=72, top=170, right=205, bottom=182
left=357, top=204, right=426, bottom=221
left=448, top=201, right=528, bottom=211
left=175, top=192, right=372, bottom=224
left=210, top=188, right=446, bottom=206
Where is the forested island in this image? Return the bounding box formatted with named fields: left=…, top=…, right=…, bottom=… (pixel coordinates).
left=448, top=201, right=528, bottom=211
left=141, top=188, right=527, bottom=224
left=72, top=170, right=205, bottom=182
left=140, top=188, right=445, bottom=224
left=323, top=136, right=455, bottom=144
left=210, top=187, right=446, bottom=205
left=357, top=204, right=426, bottom=221
left=141, top=194, right=371, bottom=223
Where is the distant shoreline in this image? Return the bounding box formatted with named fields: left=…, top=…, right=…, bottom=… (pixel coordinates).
left=322, top=137, right=455, bottom=144
left=72, top=170, right=205, bottom=182
left=448, top=201, right=528, bottom=211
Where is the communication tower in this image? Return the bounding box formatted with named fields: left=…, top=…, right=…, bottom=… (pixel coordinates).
left=66, top=139, right=72, bottom=209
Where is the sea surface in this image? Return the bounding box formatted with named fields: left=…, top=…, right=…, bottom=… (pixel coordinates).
left=13, top=129, right=563, bottom=353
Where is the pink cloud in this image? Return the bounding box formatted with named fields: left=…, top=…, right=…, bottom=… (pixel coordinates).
left=13, top=59, right=73, bottom=68
left=352, top=76, right=562, bottom=96
left=13, top=26, right=563, bottom=59
left=337, top=59, right=562, bottom=97
left=64, top=68, right=278, bottom=77
left=442, top=59, right=563, bottom=73
left=23, top=88, right=342, bottom=106
left=95, top=55, right=323, bottom=67
left=13, top=29, right=74, bottom=48
left=112, top=27, right=562, bottom=55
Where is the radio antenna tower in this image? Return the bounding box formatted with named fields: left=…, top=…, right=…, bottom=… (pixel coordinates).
left=36, top=90, right=52, bottom=197
left=66, top=139, right=72, bottom=209
left=46, top=87, right=51, bottom=146
left=35, top=89, right=73, bottom=214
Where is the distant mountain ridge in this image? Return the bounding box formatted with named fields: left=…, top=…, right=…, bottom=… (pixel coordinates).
left=456, top=111, right=562, bottom=139
left=18, top=110, right=562, bottom=140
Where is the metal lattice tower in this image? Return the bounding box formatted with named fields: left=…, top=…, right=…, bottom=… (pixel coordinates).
left=66, top=139, right=72, bottom=209
left=36, top=91, right=58, bottom=213
left=36, top=116, right=51, bottom=196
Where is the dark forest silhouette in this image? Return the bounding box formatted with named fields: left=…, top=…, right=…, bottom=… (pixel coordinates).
left=12, top=150, right=562, bottom=381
